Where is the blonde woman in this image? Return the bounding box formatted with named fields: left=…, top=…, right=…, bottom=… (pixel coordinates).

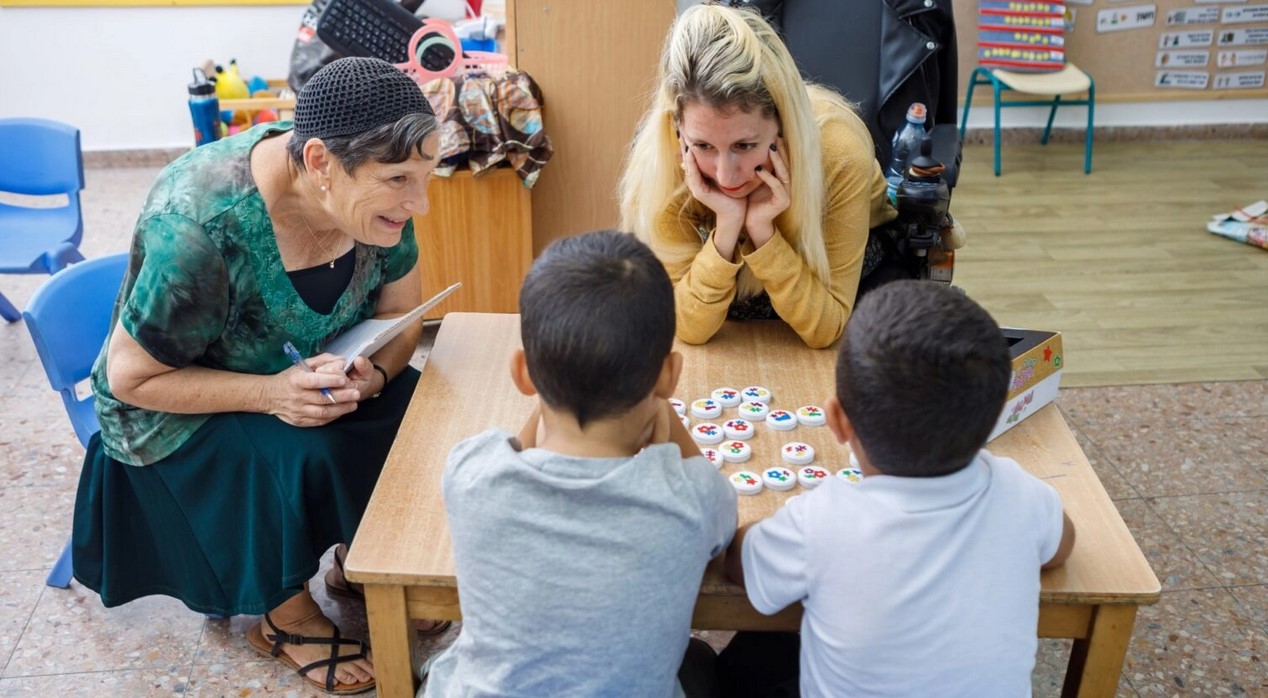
left=620, top=3, right=901, bottom=349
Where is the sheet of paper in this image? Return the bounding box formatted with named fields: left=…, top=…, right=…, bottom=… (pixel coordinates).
left=324, top=282, right=462, bottom=371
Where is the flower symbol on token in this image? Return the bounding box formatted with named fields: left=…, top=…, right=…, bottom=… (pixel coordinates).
left=765, top=469, right=789, bottom=482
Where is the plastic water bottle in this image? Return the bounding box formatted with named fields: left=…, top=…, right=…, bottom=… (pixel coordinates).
left=884, top=102, right=928, bottom=204
left=188, top=68, right=221, bottom=147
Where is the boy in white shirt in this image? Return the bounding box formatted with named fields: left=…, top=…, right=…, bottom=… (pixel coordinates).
left=719, top=280, right=1076, bottom=698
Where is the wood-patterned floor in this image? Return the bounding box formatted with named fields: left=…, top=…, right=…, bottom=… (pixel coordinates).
left=950, top=139, right=1268, bottom=387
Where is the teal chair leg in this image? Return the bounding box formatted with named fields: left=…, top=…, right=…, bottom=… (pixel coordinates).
left=1084, top=79, right=1095, bottom=174
left=1042, top=95, right=1061, bottom=145
left=992, top=78, right=1004, bottom=176
left=961, top=68, right=985, bottom=141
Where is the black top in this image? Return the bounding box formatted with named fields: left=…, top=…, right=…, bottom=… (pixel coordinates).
left=287, top=248, right=356, bottom=315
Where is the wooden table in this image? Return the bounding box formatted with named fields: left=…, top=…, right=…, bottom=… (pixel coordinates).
left=346, top=313, right=1161, bottom=698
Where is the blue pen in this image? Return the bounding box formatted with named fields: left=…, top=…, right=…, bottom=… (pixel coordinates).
left=282, top=341, right=337, bottom=404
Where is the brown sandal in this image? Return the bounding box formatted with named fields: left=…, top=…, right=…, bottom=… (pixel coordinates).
left=247, top=612, right=375, bottom=695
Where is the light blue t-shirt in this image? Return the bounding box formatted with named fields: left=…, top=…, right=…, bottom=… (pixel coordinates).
left=421, top=429, right=737, bottom=697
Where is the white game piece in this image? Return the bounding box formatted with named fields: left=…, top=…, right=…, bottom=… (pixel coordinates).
left=765, top=409, right=798, bottom=431
left=796, top=405, right=826, bottom=426
left=723, top=418, right=755, bottom=440
left=737, top=400, right=770, bottom=420
left=837, top=468, right=863, bottom=483
left=719, top=440, right=753, bottom=463
left=699, top=448, right=724, bottom=468
left=797, top=466, right=831, bottom=489
left=680, top=414, right=691, bottom=430
left=669, top=398, right=686, bottom=416
left=742, top=386, right=772, bottom=403
left=762, top=466, right=797, bottom=491
left=781, top=441, right=815, bottom=466
left=711, top=387, right=742, bottom=408
left=691, top=398, right=722, bottom=419
left=691, top=422, right=724, bottom=445
left=729, top=471, right=763, bottom=495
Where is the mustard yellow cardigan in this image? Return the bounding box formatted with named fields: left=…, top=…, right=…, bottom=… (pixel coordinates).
left=650, top=106, right=896, bottom=349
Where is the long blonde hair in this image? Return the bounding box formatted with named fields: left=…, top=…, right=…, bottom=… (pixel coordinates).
left=619, top=3, right=849, bottom=295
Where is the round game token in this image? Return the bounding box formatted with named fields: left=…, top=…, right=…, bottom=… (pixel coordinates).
left=723, top=418, right=755, bottom=440
left=719, top=440, right=752, bottom=463
left=700, top=447, right=724, bottom=468
left=796, top=405, right=826, bottom=427
left=765, top=409, right=798, bottom=431
left=798, top=466, right=831, bottom=489
left=691, top=399, right=722, bottom=419
left=691, top=422, right=724, bottom=445
left=737, top=400, right=770, bottom=420
left=762, top=466, right=796, bottom=491
left=680, top=414, right=691, bottom=430
left=711, top=387, right=742, bottom=408
left=742, top=386, right=772, bottom=403
left=729, top=470, right=763, bottom=495
left=781, top=441, right=816, bottom=466
left=669, top=398, right=686, bottom=416
left=837, top=468, right=863, bottom=483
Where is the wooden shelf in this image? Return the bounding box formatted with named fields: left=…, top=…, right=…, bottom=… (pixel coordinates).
left=414, top=167, right=532, bottom=319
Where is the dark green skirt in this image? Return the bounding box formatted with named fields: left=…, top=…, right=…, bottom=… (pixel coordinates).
left=72, top=368, right=420, bottom=617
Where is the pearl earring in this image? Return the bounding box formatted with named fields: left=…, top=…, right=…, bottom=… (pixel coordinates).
left=320, top=184, right=328, bottom=192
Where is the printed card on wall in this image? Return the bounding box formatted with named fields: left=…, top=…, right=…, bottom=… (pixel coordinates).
left=1167, top=7, right=1220, bottom=25
left=1160, top=29, right=1215, bottom=46
left=1222, top=4, right=1268, bottom=23
left=1217, top=48, right=1268, bottom=67
left=1097, top=4, right=1157, bottom=32
left=1157, top=50, right=1211, bottom=67
left=1218, top=27, right=1268, bottom=46
left=1155, top=70, right=1210, bottom=88
left=1213, top=70, right=1266, bottom=88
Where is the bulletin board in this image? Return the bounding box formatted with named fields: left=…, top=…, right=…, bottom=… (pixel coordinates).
left=953, top=0, right=1268, bottom=101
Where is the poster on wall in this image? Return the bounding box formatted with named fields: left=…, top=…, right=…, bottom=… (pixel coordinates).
left=1098, top=5, right=1157, bottom=32
left=1213, top=70, right=1266, bottom=88
left=1157, top=50, right=1211, bottom=66
left=1218, top=27, right=1268, bottom=45
left=1167, top=7, right=1220, bottom=25
left=1222, top=5, right=1268, bottom=23
left=1155, top=70, right=1210, bottom=87
left=1160, top=29, right=1215, bottom=46
left=1217, top=48, right=1268, bottom=66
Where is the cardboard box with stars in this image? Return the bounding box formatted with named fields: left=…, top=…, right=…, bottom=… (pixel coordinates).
left=988, top=328, right=1064, bottom=442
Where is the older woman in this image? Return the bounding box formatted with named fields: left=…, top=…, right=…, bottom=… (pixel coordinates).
left=73, top=58, right=440, bottom=694
left=620, top=3, right=904, bottom=349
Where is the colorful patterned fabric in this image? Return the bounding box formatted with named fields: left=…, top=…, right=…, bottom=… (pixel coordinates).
left=978, top=1, right=1067, bottom=73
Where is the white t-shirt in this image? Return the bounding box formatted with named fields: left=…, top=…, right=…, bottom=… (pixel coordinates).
left=742, top=449, right=1065, bottom=698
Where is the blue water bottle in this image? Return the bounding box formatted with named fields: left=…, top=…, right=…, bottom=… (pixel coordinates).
left=188, top=68, right=221, bottom=147
left=884, top=102, right=927, bottom=204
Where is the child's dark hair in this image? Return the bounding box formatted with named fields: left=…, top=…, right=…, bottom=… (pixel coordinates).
left=836, top=281, right=1010, bottom=477
left=520, top=230, right=675, bottom=427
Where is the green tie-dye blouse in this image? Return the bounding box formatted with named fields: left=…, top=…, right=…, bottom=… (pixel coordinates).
left=92, top=123, right=419, bottom=466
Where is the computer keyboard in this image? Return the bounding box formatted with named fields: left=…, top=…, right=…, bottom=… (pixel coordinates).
left=316, top=0, right=424, bottom=65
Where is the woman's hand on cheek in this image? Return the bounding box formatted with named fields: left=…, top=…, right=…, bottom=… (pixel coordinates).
left=270, top=355, right=358, bottom=427
left=682, top=147, right=747, bottom=227
left=745, top=141, right=791, bottom=247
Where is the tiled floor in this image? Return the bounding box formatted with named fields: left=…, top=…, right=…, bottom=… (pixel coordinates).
left=0, top=166, right=1264, bottom=696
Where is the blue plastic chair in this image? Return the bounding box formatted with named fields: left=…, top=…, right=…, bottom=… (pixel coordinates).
left=23, top=253, right=128, bottom=588
left=0, top=118, right=87, bottom=322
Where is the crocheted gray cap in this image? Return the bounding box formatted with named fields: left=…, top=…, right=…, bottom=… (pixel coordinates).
left=293, top=57, right=433, bottom=142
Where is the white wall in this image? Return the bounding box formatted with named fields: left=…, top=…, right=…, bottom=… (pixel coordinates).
left=0, top=5, right=302, bottom=151
left=1, top=5, right=1264, bottom=152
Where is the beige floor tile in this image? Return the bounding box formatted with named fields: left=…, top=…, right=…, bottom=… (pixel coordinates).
left=1080, top=418, right=1268, bottom=498
left=1125, top=588, right=1262, bottom=697
left=0, top=667, right=192, bottom=697
left=1227, top=584, right=1266, bottom=639
left=4, top=584, right=203, bottom=677
left=1072, top=427, right=1140, bottom=501
left=1216, top=416, right=1268, bottom=462
left=0, top=571, right=47, bottom=664
left=1115, top=499, right=1224, bottom=592
left=1057, top=382, right=1268, bottom=428
left=0, top=486, right=75, bottom=573
left=1031, top=638, right=1140, bottom=697
left=186, top=659, right=360, bottom=697
left=1145, top=491, right=1268, bottom=587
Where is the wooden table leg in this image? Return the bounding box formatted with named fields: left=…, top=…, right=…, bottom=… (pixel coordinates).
left=1062, top=605, right=1139, bottom=698
left=364, top=584, right=416, bottom=698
